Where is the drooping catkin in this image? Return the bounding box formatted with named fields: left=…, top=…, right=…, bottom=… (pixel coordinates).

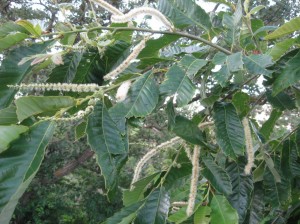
left=186, top=145, right=200, bottom=217
left=242, top=117, right=254, bottom=175
left=131, top=136, right=181, bottom=189
left=116, top=80, right=131, bottom=102
left=91, top=0, right=124, bottom=15
left=111, top=7, right=173, bottom=30
left=8, top=83, right=101, bottom=92
left=104, top=39, right=147, bottom=80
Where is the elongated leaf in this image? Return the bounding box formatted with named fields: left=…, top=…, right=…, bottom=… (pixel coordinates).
left=0, top=41, right=53, bottom=109
left=260, top=109, right=282, bottom=140
left=0, top=125, right=28, bottom=153
left=210, top=195, right=238, bottom=224
left=15, top=96, right=76, bottom=122
left=168, top=206, right=189, bottom=224
left=86, top=102, right=126, bottom=195
left=0, top=22, right=28, bottom=38
left=109, top=71, right=159, bottom=120
left=173, top=116, right=205, bottom=146
left=158, top=0, right=211, bottom=30
left=179, top=55, right=207, bottom=78
left=281, top=140, right=293, bottom=179
left=243, top=54, right=273, bottom=76
left=272, top=51, right=300, bottom=96
left=290, top=142, right=300, bottom=177
left=266, top=89, right=296, bottom=110
left=75, top=121, right=87, bottom=141
left=166, top=100, right=176, bottom=131
left=246, top=183, right=264, bottom=224
left=138, top=35, right=179, bottom=59
left=268, top=39, right=295, bottom=61
left=265, top=17, right=300, bottom=40
left=0, top=33, right=28, bottom=52
left=226, top=159, right=253, bottom=223
left=104, top=201, right=144, bottom=224
left=263, top=158, right=290, bottom=207
left=232, top=92, right=250, bottom=117
left=194, top=206, right=211, bottom=224
left=213, top=102, right=245, bottom=159
left=16, top=20, right=41, bottom=37
left=202, top=156, right=232, bottom=196
left=123, top=172, right=160, bottom=206
left=0, top=106, right=18, bottom=125
left=222, top=0, right=242, bottom=48
left=0, top=121, right=55, bottom=224
left=135, top=187, right=170, bottom=224
left=160, top=65, right=196, bottom=107
left=47, top=52, right=83, bottom=83
left=213, top=52, right=243, bottom=87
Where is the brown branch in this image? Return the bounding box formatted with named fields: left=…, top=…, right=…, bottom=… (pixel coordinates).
left=54, top=149, right=94, bottom=178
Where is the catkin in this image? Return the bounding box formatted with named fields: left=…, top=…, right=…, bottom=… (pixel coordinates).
left=186, top=145, right=200, bottom=216
left=104, top=39, right=147, bottom=80
left=8, top=83, right=101, bottom=92
left=131, top=136, right=181, bottom=188
left=242, top=118, right=254, bottom=175
left=111, top=7, right=173, bottom=30
left=116, top=80, right=131, bottom=102
left=91, top=0, right=124, bottom=15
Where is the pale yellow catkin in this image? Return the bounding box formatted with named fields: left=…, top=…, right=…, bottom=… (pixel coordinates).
left=186, top=145, right=200, bottom=217
left=111, top=7, right=173, bottom=30
left=116, top=80, right=131, bottom=102
left=104, top=39, right=147, bottom=80
left=131, top=137, right=181, bottom=189
left=91, top=0, right=124, bottom=15
left=242, top=118, right=254, bottom=175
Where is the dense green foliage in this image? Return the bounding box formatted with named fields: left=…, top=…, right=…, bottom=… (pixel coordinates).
left=0, top=0, right=300, bottom=223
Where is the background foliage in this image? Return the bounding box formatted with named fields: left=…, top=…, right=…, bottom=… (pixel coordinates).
left=0, top=0, right=300, bottom=223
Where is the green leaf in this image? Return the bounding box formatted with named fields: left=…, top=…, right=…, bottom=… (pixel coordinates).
left=249, top=5, right=265, bottom=15
left=264, top=17, right=300, bottom=40
left=86, top=102, right=126, bottom=195
left=0, top=121, right=55, bottom=224
left=104, top=201, right=144, bottom=224
left=226, top=159, right=253, bottom=223
left=213, top=52, right=243, bottom=86
left=0, top=41, right=54, bottom=109
left=272, top=51, right=300, bottom=95
left=202, top=156, right=232, bottom=196
left=158, top=0, right=212, bottom=30
left=166, top=100, right=176, bottom=131
left=16, top=20, right=41, bottom=37
left=135, top=187, right=170, bottom=224
left=232, top=92, right=251, bottom=117
left=0, top=125, right=28, bottom=153
left=75, top=121, right=87, bottom=141
left=281, top=140, right=293, bottom=179
left=194, top=206, right=211, bottom=224
left=243, top=54, right=273, bottom=76
left=266, top=89, right=296, bottom=110
left=179, top=55, right=207, bottom=78
left=290, top=142, right=300, bottom=177
left=0, top=106, right=18, bottom=125
left=222, top=0, right=242, bottom=48
left=268, top=39, right=295, bottom=61
left=138, top=35, right=179, bottom=59
left=173, top=116, right=205, bottom=146
left=246, top=183, right=264, bottom=224
left=210, top=195, right=238, bottom=224
left=168, top=206, right=189, bottom=224
left=260, top=109, right=282, bottom=140
left=15, top=96, right=76, bottom=122
left=109, top=71, right=159, bottom=121
left=123, top=172, right=160, bottom=207
left=0, top=33, right=28, bottom=52
left=213, top=102, right=245, bottom=159
left=263, top=157, right=290, bottom=207
left=0, top=22, right=28, bottom=37
left=160, top=65, right=196, bottom=107
left=47, top=52, right=83, bottom=83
